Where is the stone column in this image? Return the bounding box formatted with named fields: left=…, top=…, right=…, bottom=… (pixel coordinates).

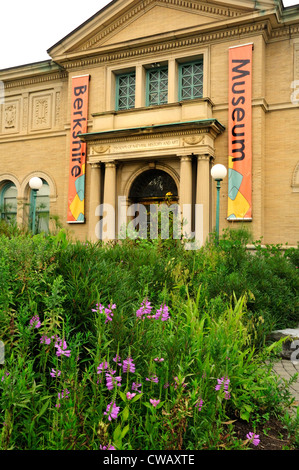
left=102, top=161, right=116, bottom=241
left=196, top=155, right=211, bottom=245
left=179, top=156, right=193, bottom=237
left=88, top=162, right=101, bottom=242
left=16, top=197, right=25, bottom=228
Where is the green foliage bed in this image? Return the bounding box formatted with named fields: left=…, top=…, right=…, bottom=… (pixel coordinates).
left=0, top=225, right=298, bottom=450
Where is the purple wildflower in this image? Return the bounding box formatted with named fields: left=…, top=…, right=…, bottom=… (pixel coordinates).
left=149, top=399, right=160, bottom=408
left=215, top=376, right=230, bottom=399
left=195, top=398, right=203, bottom=411
left=246, top=432, right=260, bottom=446
left=146, top=375, right=159, bottom=384
left=136, top=298, right=152, bottom=318
left=100, top=445, right=116, bottom=450
left=132, top=382, right=142, bottom=393
left=104, top=402, right=120, bottom=421
left=113, top=354, right=122, bottom=366
left=1, top=372, right=9, bottom=382
left=93, top=303, right=116, bottom=323
left=174, top=376, right=187, bottom=389
left=50, top=368, right=61, bottom=378
left=40, top=335, right=51, bottom=345
left=56, top=388, right=70, bottom=407
left=123, top=357, right=135, bottom=373
left=97, top=362, right=109, bottom=374
left=154, top=357, right=164, bottom=362
left=154, top=304, right=170, bottom=321
left=29, top=315, right=41, bottom=329
left=126, top=392, right=136, bottom=400
left=58, top=388, right=70, bottom=400
left=105, top=373, right=122, bottom=391
left=55, top=338, right=71, bottom=358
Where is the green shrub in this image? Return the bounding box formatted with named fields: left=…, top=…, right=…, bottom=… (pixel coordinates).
left=0, top=229, right=298, bottom=450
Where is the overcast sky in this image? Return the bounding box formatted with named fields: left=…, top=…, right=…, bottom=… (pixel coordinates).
left=0, top=0, right=297, bottom=70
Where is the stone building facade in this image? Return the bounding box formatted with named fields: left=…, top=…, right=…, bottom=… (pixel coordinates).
left=0, top=0, right=299, bottom=246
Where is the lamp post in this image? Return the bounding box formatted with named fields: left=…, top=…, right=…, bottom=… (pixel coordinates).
left=29, top=177, right=43, bottom=234
left=211, top=164, right=227, bottom=244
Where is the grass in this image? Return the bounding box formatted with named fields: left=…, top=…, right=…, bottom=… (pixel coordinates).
left=0, top=224, right=298, bottom=450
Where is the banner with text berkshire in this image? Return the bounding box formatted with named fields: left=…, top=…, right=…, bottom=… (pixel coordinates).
left=67, top=75, right=90, bottom=223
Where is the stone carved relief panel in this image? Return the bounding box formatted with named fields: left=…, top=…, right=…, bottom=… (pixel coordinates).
left=30, top=93, right=53, bottom=131
left=1, top=98, right=21, bottom=134
left=291, top=43, right=299, bottom=106
left=0, top=86, right=63, bottom=137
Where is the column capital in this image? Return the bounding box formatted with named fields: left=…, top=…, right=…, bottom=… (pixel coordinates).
left=90, top=162, right=101, bottom=170
left=197, top=154, right=212, bottom=162
left=179, top=155, right=193, bottom=163
left=105, top=161, right=116, bottom=169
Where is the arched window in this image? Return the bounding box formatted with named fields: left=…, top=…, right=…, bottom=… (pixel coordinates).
left=29, top=180, right=50, bottom=233
left=0, top=183, right=17, bottom=222
left=129, top=169, right=178, bottom=202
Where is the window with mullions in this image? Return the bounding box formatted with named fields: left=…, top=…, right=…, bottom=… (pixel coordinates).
left=0, top=183, right=17, bottom=222
left=146, top=67, right=168, bottom=106
left=179, top=61, right=203, bottom=101
left=116, top=72, right=136, bottom=110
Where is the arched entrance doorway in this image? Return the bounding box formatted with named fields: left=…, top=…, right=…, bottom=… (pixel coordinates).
left=129, top=169, right=178, bottom=203
left=128, top=169, right=179, bottom=238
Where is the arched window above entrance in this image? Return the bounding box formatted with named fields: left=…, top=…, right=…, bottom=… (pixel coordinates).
left=129, top=169, right=178, bottom=202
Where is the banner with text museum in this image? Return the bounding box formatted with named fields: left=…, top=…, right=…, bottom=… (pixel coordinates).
left=67, top=75, right=90, bottom=223
left=227, top=44, right=253, bottom=221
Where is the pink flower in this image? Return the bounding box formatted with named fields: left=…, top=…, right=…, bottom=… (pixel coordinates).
left=154, top=358, right=164, bottom=362
left=50, top=368, right=61, bottom=378
left=40, top=335, right=51, bottom=345
left=246, top=432, right=260, bottom=446
left=136, top=298, right=152, bottom=318
left=195, top=398, right=203, bottom=411
left=126, top=392, right=136, bottom=400
left=97, top=362, right=109, bottom=374
left=105, top=373, right=122, bottom=391
left=56, top=388, right=70, bottom=407
left=104, top=402, right=120, bottom=421
left=146, top=375, right=159, bottom=383
left=154, top=304, right=170, bottom=321
left=150, top=399, right=160, bottom=408
left=55, top=339, right=71, bottom=357
left=123, top=357, right=135, bottom=373
left=100, top=445, right=116, bottom=450
left=132, top=382, right=142, bottom=393
left=29, top=315, right=41, bottom=329
left=113, top=354, right=122, bottom=366
left=215, top=376, right=230, bottom=391
left=58, top=389, right=70, bottom=400
left=93, top=303, right=116, bottom=323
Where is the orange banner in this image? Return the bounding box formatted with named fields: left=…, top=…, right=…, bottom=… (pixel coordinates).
left=67, top=75, right=90, bottom=223
left=227, top=44, right=253, bottom=221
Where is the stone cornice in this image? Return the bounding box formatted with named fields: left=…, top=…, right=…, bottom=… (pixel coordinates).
left=61, top=20, right=271, bottom=71
left=2, top=71, right=68, bottom=90
left=78, top=0, right=248, bottom=53
left=80, top=119, right=225, bottom=145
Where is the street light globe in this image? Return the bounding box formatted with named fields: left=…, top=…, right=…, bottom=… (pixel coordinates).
left=211, top=164, right=227, bottom=181
left=29, top=177, right=43, bottom=191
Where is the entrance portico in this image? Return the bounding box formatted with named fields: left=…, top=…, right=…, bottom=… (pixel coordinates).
left=80, top=104, right=225, bottom=243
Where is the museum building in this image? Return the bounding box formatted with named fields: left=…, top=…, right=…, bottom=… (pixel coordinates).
left=0, top=0, right=299, bottom=245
